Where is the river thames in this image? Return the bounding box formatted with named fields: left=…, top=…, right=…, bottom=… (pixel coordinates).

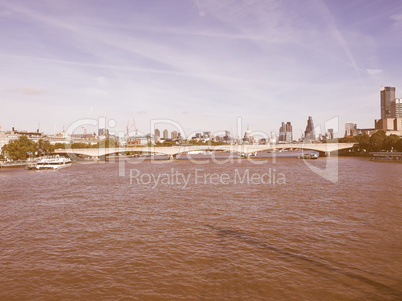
left=0, top=156, right=401, bottom=300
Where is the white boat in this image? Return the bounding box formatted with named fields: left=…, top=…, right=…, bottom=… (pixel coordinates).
left=187, top=150, right=204, bottom=154
left=297, top=153, right=319, bottom=159
left=239, top=152, right=257, bottom=158
left=27, top=155, right=72, bottom=170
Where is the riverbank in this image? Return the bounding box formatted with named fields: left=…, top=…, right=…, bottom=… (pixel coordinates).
left=0, top=161, right=29, bottom=169
left=338, top=151, right=371, bottom=157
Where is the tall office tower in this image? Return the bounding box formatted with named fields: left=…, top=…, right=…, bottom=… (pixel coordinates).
left=304, top=116, right=315, bottom=141
left=279, top=122, right=293, bottom=143
left=279, top=122, right=286, bottom=142
left=391, top=98, right=402, bottom=118
left=163, top=129, right=169, bottom=140
left=154, top=129, right=160, bottom=141
left=285, top=122, right=293, bottom=143
left=328, top=129, right=334, bottom=140
left=171, top=130, right=178, bottom=140
left=381, top=87, right=395, bottom=119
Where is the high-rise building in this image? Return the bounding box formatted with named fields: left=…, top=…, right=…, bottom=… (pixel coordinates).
left=98, top=128, right=109, bottom=137
left=381, top=87, right=395, bottom=119
left=304, top=116, right=315, bottom=141
left=279, top=122, right=292, bottom=143
left=154, top=129, right=160, bottom=142
left=279, top=122, right=286, bottom=142
left=391, top=98, right=402, bottom=129
left=345, top=123, right=358, bottom=137
left=171, top=130, right=178, bottom=140
left=285, top=122, right=292, bottom=143
left=328, top=129, right=334, bottom=140
left=163, top=129, right=169, bottom=140
left=391, top=98, right=402, bottom=118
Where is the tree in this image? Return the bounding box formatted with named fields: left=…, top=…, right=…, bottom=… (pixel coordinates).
left=98, top=138, right=118, bottom=148
left=323, top=139, right=339, bottom=143
left=369, top=130, right=387, bottom=151
left=35, top=139, right=55, bottom=156
left=338, top=137, right=357, bottom=143
left=355, top=134, right=370, bottom=151
left=71, top=142, right=96, bottom=149
left=1, top=136, right=36, bottom=160
left=383, top=134, right=400, bottom=151
left=54, top=143, right=68, bottom=149
left=395, top=139, right=402, bottom=152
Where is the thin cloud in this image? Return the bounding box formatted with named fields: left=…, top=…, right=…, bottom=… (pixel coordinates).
left=194, top=0, right=206, bottom=17
left=313, top=0, right=361, bottom=77
left=366, top=69, right=383, bottom=75
left=6, top=87, right=44, bottom=95
left=390, top=13, right=402, bottom=27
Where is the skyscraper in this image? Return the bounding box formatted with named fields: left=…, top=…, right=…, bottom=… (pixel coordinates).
left=285, top=122, right=293, bottom=143
left=328, top=129, right=334, bottom=140
left=279, top=122, right=286, bottom=142
left=381, top=87, right=395, bottom=119
left=154, top=129, right=160, bottom=142
left=163, top=129, right=169, bottom=140
left=279, top=122, right=292, bottom=143
left=391, top=98, right=402, bottom=118
left=304, top=116, right=315, bottom=141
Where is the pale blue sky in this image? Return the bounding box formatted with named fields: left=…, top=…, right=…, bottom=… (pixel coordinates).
left=1, top=0, right=401, bottom=138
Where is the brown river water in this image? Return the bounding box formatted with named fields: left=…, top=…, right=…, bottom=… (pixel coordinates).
left=0, top=156, right=401, bottom=300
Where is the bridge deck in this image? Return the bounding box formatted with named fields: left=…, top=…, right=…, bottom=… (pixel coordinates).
left=54, top=143, right=357, bottom=158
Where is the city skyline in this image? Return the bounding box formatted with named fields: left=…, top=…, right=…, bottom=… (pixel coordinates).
left=1, top=0, right=402, bottom=139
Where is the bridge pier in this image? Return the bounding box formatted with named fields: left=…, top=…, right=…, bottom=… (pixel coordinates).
left=318, top=151, right=333, bottom=157
left=168, top=154, right=177, bottom=160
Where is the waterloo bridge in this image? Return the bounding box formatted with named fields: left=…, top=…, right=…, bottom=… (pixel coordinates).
left=55, top=143, right=357, bottom=160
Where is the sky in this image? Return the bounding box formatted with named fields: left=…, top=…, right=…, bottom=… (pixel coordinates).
left=1, top=0, right=402, bottom=139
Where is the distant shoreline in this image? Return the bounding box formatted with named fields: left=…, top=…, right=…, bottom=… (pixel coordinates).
left=338, top=152, right=371, bottom=157
left=1, top=151, right=373, bottom=169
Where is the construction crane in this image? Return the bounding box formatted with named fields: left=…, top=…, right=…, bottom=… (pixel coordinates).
left=126, top=118, right=140, bottom=146
left=126, top=118, right=138, bottom=137
left=132, top=119, right=138, bottom=136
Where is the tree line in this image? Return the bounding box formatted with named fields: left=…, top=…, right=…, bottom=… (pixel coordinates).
left=338, top=130, right=402, bottom=152
left=1, top=137, right=119, bottom=160
left=1, top=136, right=55, bottom=160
